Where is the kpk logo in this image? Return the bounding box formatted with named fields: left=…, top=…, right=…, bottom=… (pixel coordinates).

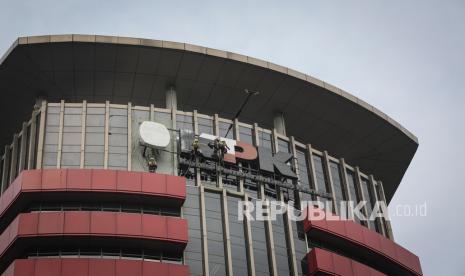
left=139, top=121, right=297, bottom=179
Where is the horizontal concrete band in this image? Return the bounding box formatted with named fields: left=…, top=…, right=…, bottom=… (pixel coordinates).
left=304, top=207, right=422, bottom=276
left=307, top=247, right=386, bottom=276
left=0, top=169, right=186, bottom=232
left=0, top=211, right=188, bottom=273
left=1, top=258, right=189, bottom=276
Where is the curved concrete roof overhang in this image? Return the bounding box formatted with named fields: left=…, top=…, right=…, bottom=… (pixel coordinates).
left=0, top=35, right=418, bottom=202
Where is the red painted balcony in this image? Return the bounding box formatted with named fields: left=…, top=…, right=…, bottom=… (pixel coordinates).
left=0, top=211, right=188, bottom=273
left=307, top=247, right=386, bottom=276
left=2, top=258, right=188, bottom=276
left=0, top=169, right=186, bottom=232
left=304, top=206, right=422, bottom=276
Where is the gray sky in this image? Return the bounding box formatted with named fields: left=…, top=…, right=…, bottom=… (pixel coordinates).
left=1, top=0, right=464, bottom=274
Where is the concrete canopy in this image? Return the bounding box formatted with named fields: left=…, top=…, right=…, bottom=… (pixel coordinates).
left=0, top=35, right=418, bottom=202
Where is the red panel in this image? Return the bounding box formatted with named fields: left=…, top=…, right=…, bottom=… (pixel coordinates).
left=20, top=169, right=42, bottom=190
left=0, top=188, right=14, bottom=217
left=90, top=212, right=116, bottom=234
left=91, top=170, right=116, bottom=191
left=142, top=262, right=169, bottom=276
left=305, top=207, right=422, bottom=275
left=89, top=259, right=115, bottom=276
left=64, top=211, right=90, bottom=234
left=332, top=251, right=353, bottom=276
left=41, top=169, right=66, bottom=190
left=141, top=173, right=166, bottom=195
left=117, top=171, right=141, bottom=193
left=61, top=259, right=89, bottom=276
left=34, top=259, right=61, bottom=276
left=313, top=248, right=333, bottom=273
left=362, top=227, right=382, bottom=251
left=326, top=219, right=346, bottom=237
left=115, top=259, right=142, bottom=276
left=166, top=217, right=188, bottom=242
left=352, top=261, right=372, bottom=276
left=344, top=220, right=364, bottom=244
left=38, top=211, right=64, bottom=234
left=379, top=235, right=397, bottom=260
left=116, top=212, right=142, bottom=236
left=67, top=169, right=92, bottom=190
left=166, top=175, right=186, bottom=198
left=167, top=264, right=189, bottom=276
left=3, top=259, right=189, bottom=276
left=17, top=212, right=38, bottom=236
left=142, top=215, right=166, bottom=239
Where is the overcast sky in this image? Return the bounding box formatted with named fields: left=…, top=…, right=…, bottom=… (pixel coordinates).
left=1, top=0, right=464, bottom=274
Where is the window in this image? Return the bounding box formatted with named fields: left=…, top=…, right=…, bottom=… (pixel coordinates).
left=219, top=121, right=234, bottom=139
left=108, top=108, right=128, bottom=170
left=176, top=114, right=193, bottom=132
left=257, top=130, right=272, bottom=149
left=329, top=161, right=346, bottom=215
left=43, top=106, right=60, bottom=168
left=312, top=155, right=331, bottom=210
left=198, top=117, right=214, bottom=135
left=239, top=126, right=253, bottom=144
left=84, top=107, right=105, bottom=168
left=61, top=107, right=82, bottom=168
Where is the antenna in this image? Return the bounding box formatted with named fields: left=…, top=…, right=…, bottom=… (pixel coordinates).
left=224, top=89, right=259, bottom=138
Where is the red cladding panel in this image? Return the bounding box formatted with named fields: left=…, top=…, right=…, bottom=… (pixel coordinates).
left=312, top=248, right=333, bottom=273
left=116, top=171, right=141, bottom=193
left=142, top=262, right=169, bottom=276
left=61, top=259, right=89, bottom=276
left=3, top=259, right=189, bottom=276
left=168, top=264, right=189, bottom=276
left=20, top=170, right=41, bottom=190
left=141, top=173, right=166, bottom=195
left=362, top=227, right=382, bottom=251
left=89, top=259, right=115, bottom=276
left=166, top=175, right=186, bottom=198
left=14, top=260, right=35, bottom=276
left=166, top=216, right=188, bottom=242
left=38, top=211, right=64, bottom=234
left=307, top=248, right=386, bottom=276
left=67, top=169, right=92, bottom=190
left=142, top=215, right=167, bottom=238
left=116, top=212, right=142, bottom=236
left=17, top=212, right=38, bottom=235
left=1, top=169, right=185, bottom=223
left=91, top=170, right=117, bottom=191
left=41, top=169, right=66, bottom=190
left=34, top=259, right=61, bottom=276
left=64, top=211, right=91, bottom=234
left=115, top=259, right=142, bottom=276
left=90, top=212, right=116, bottom=234
left=332, top=252, right=353, bottom=276
left=344, top=220, right=364, bottom=244
left=305, top=207, right=422, bottom=275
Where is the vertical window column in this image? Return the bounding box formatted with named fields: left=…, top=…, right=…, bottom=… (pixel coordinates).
left=61, top=105, right=82, bottom=168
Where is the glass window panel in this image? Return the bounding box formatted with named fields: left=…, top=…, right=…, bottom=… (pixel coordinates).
left=329, top=161, right=346, bottom=215
left=360, top=178, right=378, bottom=231
left=198, top=117, right=213, bottom=135
left=312, top=155, right=330, bottom=209
left=219, top=121, right=234, bottom=139
left=257, top=131, right=272, bottom=149
left=85, top=107, right=105, bottom=168
left=239, top=126, right=253, bottom=144
left=176, top=114, right=193, bottom=132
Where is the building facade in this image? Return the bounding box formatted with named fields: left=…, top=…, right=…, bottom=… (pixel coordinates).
left=0, top=35, right=422, bottom=276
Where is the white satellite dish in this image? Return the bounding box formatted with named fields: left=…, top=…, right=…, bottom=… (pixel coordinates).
left=139, top=121, right=171, bottom=148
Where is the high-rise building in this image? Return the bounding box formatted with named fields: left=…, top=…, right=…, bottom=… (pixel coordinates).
left=0, top=35, right=422, bottom=276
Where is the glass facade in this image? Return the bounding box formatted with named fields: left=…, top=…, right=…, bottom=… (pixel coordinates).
left=329, top=161, right=346, bottom=215
left=0, top=101, right=392, bottom=276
